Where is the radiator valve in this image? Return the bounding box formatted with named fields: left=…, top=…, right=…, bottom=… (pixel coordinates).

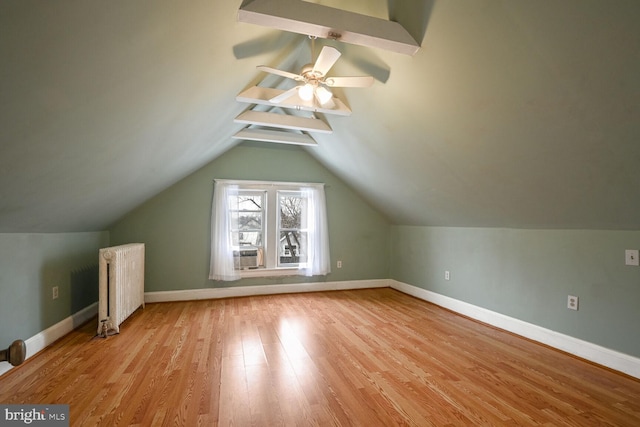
left=100, top=318, right=117, bottom=338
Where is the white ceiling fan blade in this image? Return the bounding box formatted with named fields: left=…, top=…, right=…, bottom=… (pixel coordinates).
left=269, top=86, right=299, bottom=103
left=312, top=46, right=341, bottom=76
left=324, top=76, right=375, bottom=88
left=257, top=65, right=304, bottom=81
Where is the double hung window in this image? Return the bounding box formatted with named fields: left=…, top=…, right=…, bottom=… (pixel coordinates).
left=278, top=191, right=307, bottom=267
left=230, top=191, right=266, bottom=269
left=209, top=180, right=330, bottom=280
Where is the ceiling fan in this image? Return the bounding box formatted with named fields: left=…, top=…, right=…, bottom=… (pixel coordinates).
left=257, top=37, right=374, bottom=108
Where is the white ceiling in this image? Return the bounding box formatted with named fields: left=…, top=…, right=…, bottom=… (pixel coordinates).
left=1, top=0, right=639, bottom=232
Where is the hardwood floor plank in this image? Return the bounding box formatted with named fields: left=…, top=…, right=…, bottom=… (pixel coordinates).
left=1, top=288, right=640, bottom=426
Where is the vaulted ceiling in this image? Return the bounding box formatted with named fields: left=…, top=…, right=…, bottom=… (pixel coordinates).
left=1, top=0, right=639, bottom=232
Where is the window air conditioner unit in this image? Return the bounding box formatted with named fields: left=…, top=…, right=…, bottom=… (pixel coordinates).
left=234, top=247, right=259, bottom=269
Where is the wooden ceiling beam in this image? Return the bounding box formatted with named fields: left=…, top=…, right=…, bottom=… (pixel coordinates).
left=236, top=86, right=352, bottom=116
left=233, top=128, right=318, bottom=146
left=238, top=0, right=419, bottom=56
left=234, top=110, right=332, bottom=134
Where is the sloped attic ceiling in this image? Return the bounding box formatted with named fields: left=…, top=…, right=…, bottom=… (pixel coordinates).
left=1, top=0, right=639, bottom=233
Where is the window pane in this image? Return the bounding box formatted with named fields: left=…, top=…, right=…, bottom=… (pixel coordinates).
left=279, top=231, right=307, bottom=265
left=279, top=194, right=302, bottom=229
left=237, top=212, right=262, bottom=231
left=238, top=231, right=262, bottom=247
left=237, top=194, right=263, bottom=211
left=278, top=191, right=307, bottom=267
left=230, top=190, right=265, bottom=270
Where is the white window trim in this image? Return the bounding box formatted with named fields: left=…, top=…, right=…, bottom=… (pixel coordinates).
left=237, top=267, right=298, bottom=278
left=215, top=179, right=325, bottom=189
left=214, top=179, right=327, bottom=279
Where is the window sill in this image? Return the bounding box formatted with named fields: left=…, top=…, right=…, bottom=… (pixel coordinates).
left=238, top=267, right=299, bottom=278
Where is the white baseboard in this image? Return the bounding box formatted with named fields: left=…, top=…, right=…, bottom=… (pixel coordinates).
left=5, top=281, right=638, bottom=381
left=144, top=279, right=389, bottom=303
left=0, top=303, right=98, bottom=377
left=390, top=280, right=640, bottom=380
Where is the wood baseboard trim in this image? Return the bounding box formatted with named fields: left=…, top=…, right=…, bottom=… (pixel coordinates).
left=6, top=280, right=637, bottom=381
left=144, top=279, right=390, bottom=303
left=0, top=303, right=97, bottom=377
left=390, top=280, right=640, bottom=380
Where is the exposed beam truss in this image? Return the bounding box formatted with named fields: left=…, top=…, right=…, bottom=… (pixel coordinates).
left=238, top=0, right=419, bottom=56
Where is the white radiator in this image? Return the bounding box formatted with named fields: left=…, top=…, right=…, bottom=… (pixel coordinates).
left=98, top=243, right=145, bottom=335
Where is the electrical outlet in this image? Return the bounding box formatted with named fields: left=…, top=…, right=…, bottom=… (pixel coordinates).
left=567, top=295, right=578, bottom=311
left=52, top=286, right=59, bottom=300
left=444, top=271, right=450, bottom=281
left=337, top=260, right=342, bottom=268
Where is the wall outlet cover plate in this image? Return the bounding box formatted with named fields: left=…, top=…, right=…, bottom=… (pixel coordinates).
left=625, top=249, right=639, bottom=266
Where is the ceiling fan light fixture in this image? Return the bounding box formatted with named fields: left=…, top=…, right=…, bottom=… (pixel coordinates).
left=315, top=86, right=333, bottom=105
left=256, top=44, right=372, bottom=108
left=299, top=83, right=314, bottom=101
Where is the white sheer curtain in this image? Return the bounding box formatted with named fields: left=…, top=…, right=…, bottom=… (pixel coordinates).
left=299, top=185, right=331, bottom=277
left=209, top=181, right=241, bottom=281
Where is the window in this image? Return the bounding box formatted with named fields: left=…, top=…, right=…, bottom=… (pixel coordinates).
left=230, top=191, right=266, bottom=269
left=278, top=191, right=306, bottom=267
left=209, top=180, right=331, bottom=280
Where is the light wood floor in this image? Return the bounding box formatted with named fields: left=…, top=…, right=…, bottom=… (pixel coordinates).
left=1, top=288, right=639, bottom=426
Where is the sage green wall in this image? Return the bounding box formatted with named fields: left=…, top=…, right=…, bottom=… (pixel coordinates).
left=109, top=142, right=390, bottom=291
left=0, top=232, right=108, bottom=346
left=390, top=226, right=640, bottom=358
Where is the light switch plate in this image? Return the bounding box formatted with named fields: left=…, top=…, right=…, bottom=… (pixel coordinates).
left=625, top=249, right=639, bottom=266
